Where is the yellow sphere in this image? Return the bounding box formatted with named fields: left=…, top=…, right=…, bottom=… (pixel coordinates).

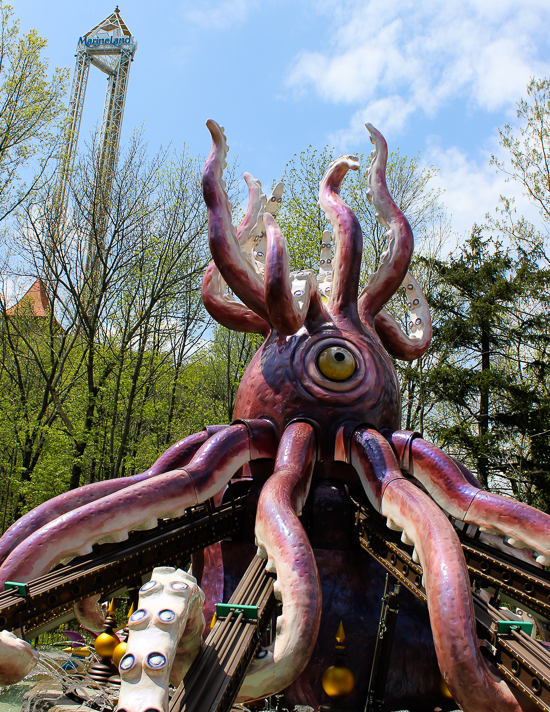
left=317, top=347, right=356, bottom=381
left=112, top=641, right=127, bottom=667
left=94, top=632, right=120, bottom=658
left=322, top=665, right=355, bottom=698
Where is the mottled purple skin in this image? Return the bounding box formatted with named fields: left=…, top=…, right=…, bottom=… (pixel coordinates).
left=0, top=430, right=211, bottom=566
left=0, top=423, right=277, bottom=587
left=233, top=324, right=401, bottom=453
left=238, top=422, right=321, bottom=701
left=391, top=433, right=550, bottom=560
left=196, top=119, right=549, bottom=711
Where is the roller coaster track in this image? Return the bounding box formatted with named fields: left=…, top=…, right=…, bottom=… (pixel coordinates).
left=3, top=487, right=550, bottom=711
left=353, top=499, right=550, bottom=711
left=0, top=494, right=248, bottom=639
left=169, top=556, right=276, bottom=712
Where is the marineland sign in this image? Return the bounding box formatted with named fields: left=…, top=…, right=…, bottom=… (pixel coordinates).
left=78, top=35, right=133, bottom=48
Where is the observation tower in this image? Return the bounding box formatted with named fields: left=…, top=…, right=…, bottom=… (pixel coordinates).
left=57, top=7, right=137, bottom=219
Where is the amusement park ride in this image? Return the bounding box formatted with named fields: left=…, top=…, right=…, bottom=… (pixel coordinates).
left=56, top=6, right=136, bottom=220
left=2, top=8, right=550, bottom=712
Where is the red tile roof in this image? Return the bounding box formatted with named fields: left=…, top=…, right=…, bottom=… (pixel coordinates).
left=7, top=278, right=51, bottom=317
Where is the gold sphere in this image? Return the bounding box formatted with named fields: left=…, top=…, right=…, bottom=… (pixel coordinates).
left=322, top=665, right=355, bottom=698
left=317, top=347, right=356, bottom=381
left=112, top=641, right=127, bottom=667
left=94, top=632, right=120, bottom=658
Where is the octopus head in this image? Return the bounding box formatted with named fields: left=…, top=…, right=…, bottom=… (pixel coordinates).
left=201, top=120, right=432, bottom=442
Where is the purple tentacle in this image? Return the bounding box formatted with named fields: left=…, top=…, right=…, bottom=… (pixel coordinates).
left=202, top=171, right=271, bottom=335
left=390, top=432, right=550, bottom=564
left=390, top=431, right=478, bottom=518
left=350, top=427, right=525, bottom=712
left=358, top=125, right=414, bottom=321
left=374, top=273, right=432, bottom=361
left=264, top=213, right=319, bottom=335
left=202, top=262, right=270, bottom=335
left=0, top=430, right=213, bottom=566
left=202, top=120, right=270, bottom=323
left=239, top=422, right=321, bottom=700
left=0, top=421, right=277, bottom=587
left=237, top=172, right=264, bottom=242
left=318, top=155, right=362, bottom=326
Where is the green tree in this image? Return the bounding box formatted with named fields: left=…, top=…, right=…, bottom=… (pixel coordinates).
left=420, top=228, right=523, bottom=487
left=0, top=2, right=68, bottom=221
left=414, top=227, right=550, bottom=510
left=0, top=135, right=210, bottom=521
left=493, top=77, right=550, bottom=232
left=275, top=144, right=441, bottom=279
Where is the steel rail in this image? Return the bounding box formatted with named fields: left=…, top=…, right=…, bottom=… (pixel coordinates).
left=0, top=494, right=248, bottom=638
left=353, top=499, right=550, bottom=711
left=170, top=556, right=276, bottom=712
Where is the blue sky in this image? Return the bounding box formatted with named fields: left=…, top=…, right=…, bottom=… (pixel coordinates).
left=16, top=0, right=550, bottom=246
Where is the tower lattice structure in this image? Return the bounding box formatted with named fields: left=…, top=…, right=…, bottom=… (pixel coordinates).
left=57, top=7, right=137, bottom=238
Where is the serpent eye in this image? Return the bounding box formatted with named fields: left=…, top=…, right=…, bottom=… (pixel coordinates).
left=317, top=346, right=356, bottom=381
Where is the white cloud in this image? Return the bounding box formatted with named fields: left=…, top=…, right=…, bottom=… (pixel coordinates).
left=287, top=0, right=550, bottom=143
left=423, top=138, right=542, bottom=248
left=182, top=0, right=260, bottom=29
left=328, top=95, right=415, bottom=145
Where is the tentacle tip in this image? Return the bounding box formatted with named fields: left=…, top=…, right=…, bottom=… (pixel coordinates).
left=244, top=172, right=261, bottom=188
left=346, top=155, right=360, bottom=172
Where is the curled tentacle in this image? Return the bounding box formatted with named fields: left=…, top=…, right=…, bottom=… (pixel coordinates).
left=201, top=173, right=271, bottom=335
left=0, top=421, right=277, bottom=588
left=74, top=594, right=106, bottom=631
left=358, top=124, right=414, bottom=321
left=202, top=120, right=270, bottom=323
left=391, top=433, right=550, bottom=566
left=374, top=272, right=432, bottom=361
left=0, top=630, right=40, bottom=686
left=318, top=154, right=362, bottom=325
left=264, top=213, right=321, bottom=335
left=239, top=422, right=321, bottom=700
left=350, top=427, right=526, bottom=712
left=202, top=262, right=270, bottom=334
left=0, top=430, right=212, bottom=567
left=238, top=172, right=265, bottom=243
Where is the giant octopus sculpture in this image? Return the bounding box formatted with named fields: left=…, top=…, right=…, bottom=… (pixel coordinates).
left=0, top=121, right=549, bottom=712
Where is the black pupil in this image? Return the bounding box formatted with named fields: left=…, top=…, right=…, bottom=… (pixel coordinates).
left=334, top=352, right=345, bottom=362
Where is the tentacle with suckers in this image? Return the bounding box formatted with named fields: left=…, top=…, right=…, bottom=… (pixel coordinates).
left=390, top=432, right=550, bottom=566
left=374, top=272, right=432, bottom=360
left=0, top=429, right=216, bottom=567
left=202, top=172, right=271, bottom=335
left=264, top=213, right=323, bottom=334
left=349, top=426, right=531, bottom=712
left=202, top=262, right=270, bottom=334
left=117, top=567, right=205, bottom=712
left=238, top=421, right=322, bottom=701
left=202, top=119, right=270, bottom=323
left=358, top=124, right=414, bottom=321
left=318, top=154, right=362, bottom=327
left=0, top=420, right=277, bottom=589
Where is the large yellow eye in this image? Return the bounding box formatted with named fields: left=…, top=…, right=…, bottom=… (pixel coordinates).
left=317, top=346, right=356, bottom=381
